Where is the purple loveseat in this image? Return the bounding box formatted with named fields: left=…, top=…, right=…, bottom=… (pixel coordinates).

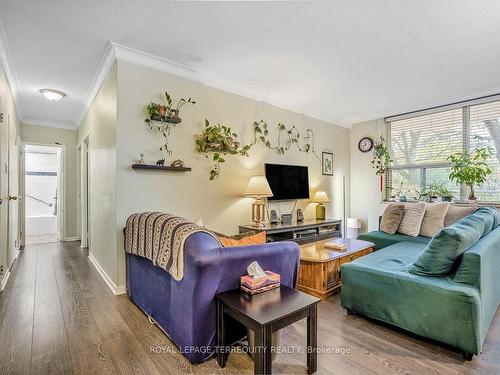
left=125, top=231, right=300, bottom=363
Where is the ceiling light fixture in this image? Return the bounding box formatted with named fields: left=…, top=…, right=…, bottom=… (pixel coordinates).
left=40, top=88, right=66, bottom=101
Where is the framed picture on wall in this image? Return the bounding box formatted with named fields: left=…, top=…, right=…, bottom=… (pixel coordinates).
left=322, top=151, right=333, bottom=176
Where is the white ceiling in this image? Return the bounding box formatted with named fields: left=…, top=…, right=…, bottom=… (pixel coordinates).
left=1, top=1, right=500, bottom=129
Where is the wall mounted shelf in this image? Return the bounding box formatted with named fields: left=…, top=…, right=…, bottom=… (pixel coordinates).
left=131, top=164, right=191, bottom=172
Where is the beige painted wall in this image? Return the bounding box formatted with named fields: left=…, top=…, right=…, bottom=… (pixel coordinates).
left=78, top=64, right=118, bottom=284
left=21, top=124, right=79, bottom=239
left=114, top=61, right=351, bottom=286
left=350, top=119, right=388, bottom=233
left=0, top=63, right=22, bottom=276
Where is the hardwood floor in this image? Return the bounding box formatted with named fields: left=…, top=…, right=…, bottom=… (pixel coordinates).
left=0, top=241, right=498, bottom=375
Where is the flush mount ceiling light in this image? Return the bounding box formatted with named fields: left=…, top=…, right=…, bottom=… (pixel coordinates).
left=40, top=88, right=66, bottom=101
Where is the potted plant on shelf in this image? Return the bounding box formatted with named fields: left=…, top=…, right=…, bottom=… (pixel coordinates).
left=144, top=90, right=196, bottom=158
left=448, top=147, right=494, bottom=203
left=420, top=181, right=454, bottom=202
left=195, top=119, right=252, bottom=180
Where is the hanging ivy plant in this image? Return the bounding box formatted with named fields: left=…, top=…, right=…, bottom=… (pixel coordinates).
left=144, top=91, right=195, bottom=156
left=371, top=135, right=392, bottom=175
left=252, top=120, right=320, bottom=159
left=195, top=119, right=252, bottom=180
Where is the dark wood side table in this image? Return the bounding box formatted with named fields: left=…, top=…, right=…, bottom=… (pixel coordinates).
left=216, top=285, right=320, bottom=374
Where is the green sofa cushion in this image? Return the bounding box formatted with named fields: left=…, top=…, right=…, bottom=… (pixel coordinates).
left=410, top=214, right=485, bottom=277
left=472, top=207, right=495, bottom=237
left=357, top=230, right=430, bottom=251
left=341, top=242, right=482, bottom=354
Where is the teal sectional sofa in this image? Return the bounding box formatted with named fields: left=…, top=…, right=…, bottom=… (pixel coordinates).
left=341, top=208, right=500, bottom=360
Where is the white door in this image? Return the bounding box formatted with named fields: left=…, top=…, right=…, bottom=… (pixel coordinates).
left=80, top=139, right=89, bottom=248
left=7, top=115, right=19, bottom=263
left=0, top=108, right=8, bottom=281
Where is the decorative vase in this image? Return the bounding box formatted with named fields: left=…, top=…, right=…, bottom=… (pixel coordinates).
left=316, top=204, right=326, bottom=220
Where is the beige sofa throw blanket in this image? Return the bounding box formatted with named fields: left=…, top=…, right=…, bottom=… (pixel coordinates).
left=125, top=212, right=221, bottom=281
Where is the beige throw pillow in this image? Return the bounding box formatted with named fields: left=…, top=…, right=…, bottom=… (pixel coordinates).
left=398, top=202, right=426, bottom=237
left=444, top=205, right=477, bottom=227
left=380, top=204, right=405, bottom=234
left=419, top=202, right=450, bottom=237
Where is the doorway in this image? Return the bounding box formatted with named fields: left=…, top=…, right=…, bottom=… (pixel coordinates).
left=24, top=144, right=64, bottom=245
left=78, top=136, right=89, bottom=248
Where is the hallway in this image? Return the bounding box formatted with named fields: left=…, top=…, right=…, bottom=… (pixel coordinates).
left=0, top=242, right=499, bottom=375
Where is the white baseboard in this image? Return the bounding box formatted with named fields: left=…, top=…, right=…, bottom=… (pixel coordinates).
left=88, top=252, right=126, bottom=295
left=1, top=270, right=11, bottom=291
left=62, top=236, right=79, bottom=242
left=1, top=247, right=20, bottom=292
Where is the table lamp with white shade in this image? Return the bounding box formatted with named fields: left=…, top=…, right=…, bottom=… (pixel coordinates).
left=312, top=191, right=330, bottom=220
left=244, top=175, right=273, bottom=227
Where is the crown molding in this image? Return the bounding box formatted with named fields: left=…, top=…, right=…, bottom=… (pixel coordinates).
left=0, top=20, right=23, bottom=120
left=111, top=42, right=352, bottom=129
left=351, top=86, right=500, bottom=125
left=22, top=117, right=77, bottom=130
left=75, top=41, right=117, bottom=127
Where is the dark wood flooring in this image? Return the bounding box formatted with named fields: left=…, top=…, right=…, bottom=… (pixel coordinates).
left=0, top=241, right=499, bottom=374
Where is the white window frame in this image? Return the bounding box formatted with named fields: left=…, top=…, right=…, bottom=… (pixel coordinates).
left=385, top=94, right=500, bottom=203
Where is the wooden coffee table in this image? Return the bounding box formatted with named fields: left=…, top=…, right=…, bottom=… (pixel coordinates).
left=297, top=238, right=375, bottom=299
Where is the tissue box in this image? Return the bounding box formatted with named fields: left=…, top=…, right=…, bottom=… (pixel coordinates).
left=240, top=271, right=280, bottom=294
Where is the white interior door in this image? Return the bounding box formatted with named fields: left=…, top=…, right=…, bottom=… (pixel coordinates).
left=0, top=107, right=8, bottom=282
left=7, top=115, right=19, bottom=263
left=80, top=138, right=89, bottom=248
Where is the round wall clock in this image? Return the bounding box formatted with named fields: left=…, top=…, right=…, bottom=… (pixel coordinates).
left=358, top=137, right=374, bottom=153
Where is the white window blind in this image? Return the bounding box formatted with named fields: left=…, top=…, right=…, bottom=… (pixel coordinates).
left=386, top=98, right=500, bottom=203
left=469, top=101, right=500, bottom=201
left=389, top=109, right=463, bottom=167
left=387, top=108, right=463, bottom=200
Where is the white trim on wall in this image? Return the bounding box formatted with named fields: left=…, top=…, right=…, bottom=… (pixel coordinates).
left=88, top=252, right=126, bottom=295
left=0, top=269, right=11, bottom=291
left=75, top=43, right=117, bottom=127
left=0, top=20, right=23, bottom=121
left=73, top=41, right=352, bottom=129
left=112, top=42, right=351, bottom=128
left=62, top=236, right=79, bottom=242
left=1, top=247, right=20, bottom=291
left=22, top=117, right=76, bottom=130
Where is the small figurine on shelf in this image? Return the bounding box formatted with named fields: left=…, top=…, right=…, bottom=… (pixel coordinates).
left=138, top=153, right=145, bottom=164
left=170, top=159, right=185, bottom=168
left=156, top=158, right=165, bottom=166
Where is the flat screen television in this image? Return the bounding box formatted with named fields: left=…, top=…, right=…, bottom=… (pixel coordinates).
left=265, top=163, right=309, bottom=201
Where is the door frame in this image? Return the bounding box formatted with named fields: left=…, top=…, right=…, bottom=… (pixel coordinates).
left=21, top=141, right=66, bottom=243
left=78, top=134, right=89, bottom=248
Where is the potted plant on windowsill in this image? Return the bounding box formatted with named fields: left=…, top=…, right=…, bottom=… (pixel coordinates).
left=448, top=147, right=494, bottom=203
left=420, top=181, right=454, bottom=203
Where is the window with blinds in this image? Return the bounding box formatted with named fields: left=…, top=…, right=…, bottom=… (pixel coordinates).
left=386, top=98, right=500, bottom=202
left=470, top=101, right=500, bottom=201
left=387, top=109, right=463, bottom=200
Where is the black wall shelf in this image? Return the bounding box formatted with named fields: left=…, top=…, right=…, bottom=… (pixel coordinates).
left=131, top=164, right=191, bottom=172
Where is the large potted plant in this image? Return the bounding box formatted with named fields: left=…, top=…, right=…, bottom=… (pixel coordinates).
left=448, top=147, right=493, bottom=202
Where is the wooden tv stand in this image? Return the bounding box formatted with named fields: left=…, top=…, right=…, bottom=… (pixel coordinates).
left=239, top=218, right=342, bottom=245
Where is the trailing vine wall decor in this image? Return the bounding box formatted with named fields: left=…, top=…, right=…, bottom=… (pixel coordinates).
left=195, top=118, right=320, bottom=180
left=252, top=120, right=320, bottom=159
